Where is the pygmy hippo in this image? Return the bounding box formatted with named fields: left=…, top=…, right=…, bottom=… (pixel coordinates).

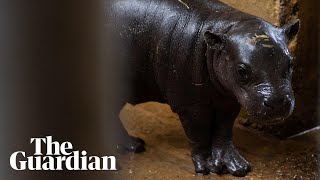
left=105, top=0, right=299, bottom=177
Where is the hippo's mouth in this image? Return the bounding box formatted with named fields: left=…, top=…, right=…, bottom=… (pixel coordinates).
left=244, top=105, right=291, bottom=125
left=253, top=116, right=287, bottom=125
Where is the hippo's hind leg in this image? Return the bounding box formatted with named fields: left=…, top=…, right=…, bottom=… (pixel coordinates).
left=115, top=123, right=146, bottom=154
left=105, top=26, right=146, bottom=153
left=112, top=102, right=146, bottom=154
left=109, top=71, right=146, bottom=153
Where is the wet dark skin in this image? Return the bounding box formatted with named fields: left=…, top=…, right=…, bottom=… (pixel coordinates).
left=105, top=0, right=300, bottom=177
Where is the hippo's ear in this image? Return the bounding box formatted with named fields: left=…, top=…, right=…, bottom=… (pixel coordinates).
left=204, top=31, right=226, bottom=50
left=282, top=19, right=300, bottom=42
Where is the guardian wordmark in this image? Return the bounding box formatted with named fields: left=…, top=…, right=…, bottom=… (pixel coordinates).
left=10, top=136, right=117, bottom=171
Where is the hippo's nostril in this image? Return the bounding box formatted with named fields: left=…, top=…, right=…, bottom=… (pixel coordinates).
left=264, top=97, right=291, bottom=110
left=263, top=101, right=273, bottom=109
left=283, top=98, right=291, bottom=107
left=278, top=96, right=291, bottom=106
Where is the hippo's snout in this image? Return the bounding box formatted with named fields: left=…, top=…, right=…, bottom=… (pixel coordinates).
left=237, top=82, right=295, bottom=123
left=263, top=94, right=292, bottom=110
left=246, top=89, right=295, bottom=122
left=262, top=94, right=295, bottom=119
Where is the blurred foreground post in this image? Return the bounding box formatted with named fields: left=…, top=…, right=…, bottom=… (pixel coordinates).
left=0, top=0, right=116, bottom=180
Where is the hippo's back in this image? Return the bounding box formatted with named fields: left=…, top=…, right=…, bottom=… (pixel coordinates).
left=104, top=0, right=256, bottom=103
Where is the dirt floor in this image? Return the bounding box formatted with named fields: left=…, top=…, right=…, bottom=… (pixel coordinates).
left=110, top=102, right=320, bottom=180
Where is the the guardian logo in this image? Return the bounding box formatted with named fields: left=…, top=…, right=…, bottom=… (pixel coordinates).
left=10, top=136, right=117, bottom=171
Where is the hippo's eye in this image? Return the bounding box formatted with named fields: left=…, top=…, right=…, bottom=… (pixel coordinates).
left=237, top=64, right=251, bottom=84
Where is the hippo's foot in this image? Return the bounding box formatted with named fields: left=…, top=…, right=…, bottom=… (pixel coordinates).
left=192, top=143, right=251, bottom=177
left=209, top=142, right=251, bottom=177
left=117, top=136, right=146, bottom=154
left=192, top=152, right=211, bottom=176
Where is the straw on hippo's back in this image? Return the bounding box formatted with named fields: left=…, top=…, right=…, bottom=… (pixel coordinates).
left=105, top=0, right=299, bottom=177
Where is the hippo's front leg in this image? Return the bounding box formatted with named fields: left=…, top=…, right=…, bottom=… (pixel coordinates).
left=177, top=104, right=214, bottom=175
left=209, top=106, right=251, bottom=177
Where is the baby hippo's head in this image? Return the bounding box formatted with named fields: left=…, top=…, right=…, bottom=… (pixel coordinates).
left=205, top=19, right=300, bottom=122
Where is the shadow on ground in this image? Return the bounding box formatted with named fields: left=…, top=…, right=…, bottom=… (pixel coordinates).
left=111, top=102, right=320, bottom=180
